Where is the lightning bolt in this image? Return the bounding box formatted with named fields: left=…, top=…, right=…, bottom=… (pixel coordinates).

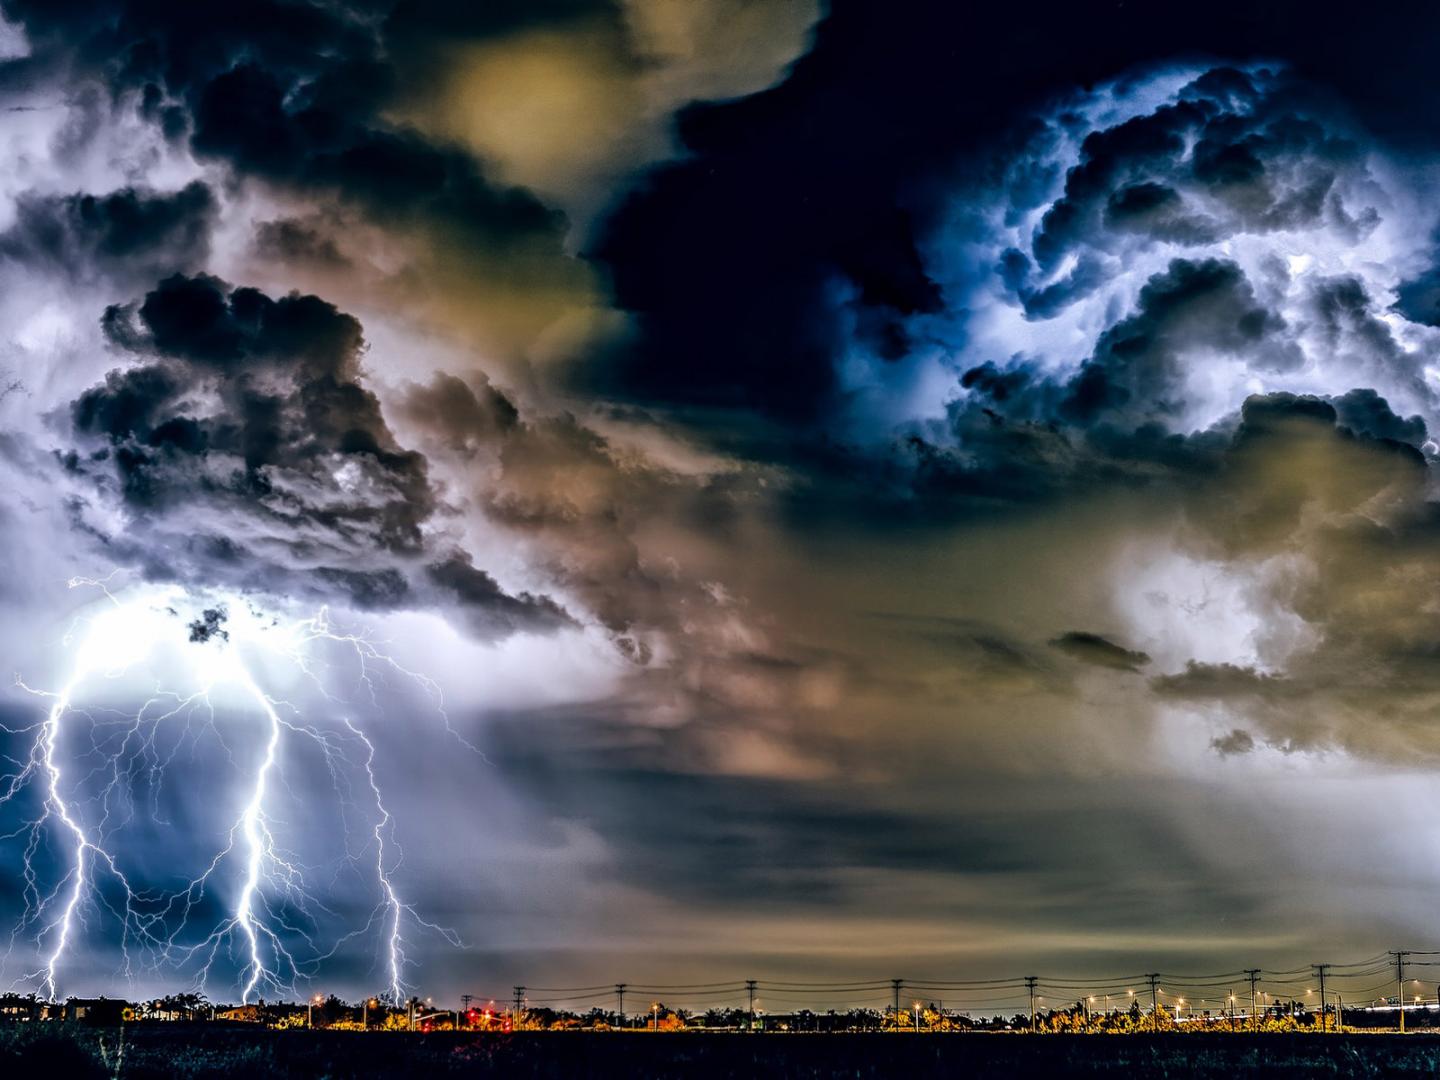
left=33, top=672, right=127, bottom=1001
left=1, top=579, right=468, bottom=1003
left=229, top=666, right=284, bottom=1005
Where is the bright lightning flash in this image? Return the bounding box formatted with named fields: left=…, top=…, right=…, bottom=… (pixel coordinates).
left=1, top=580, right=465, bottom=1004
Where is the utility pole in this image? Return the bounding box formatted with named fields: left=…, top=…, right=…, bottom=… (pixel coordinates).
left=891, top=978, right=902, bottom=1027
left=1313, top=965, right=1330, bottom=1032
left=461, top=994, right=473, bottom=1029
left=1025, top=976, right=1038, bottom=1032
left=512, top=986, right=525, bottom=1030
left=1393, top=952, right=1411, bottom=1034
left=615, top=984, right=626, bottom=1029
left=1245, top=970, right=1260, bottom=1027
left=1145, top=974, right=1160, bottom=1023
left=747, top=980, right=758, bottom=1031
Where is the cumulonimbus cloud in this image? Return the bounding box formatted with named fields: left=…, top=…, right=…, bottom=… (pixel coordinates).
left=63, top=272, right=573, bottom=638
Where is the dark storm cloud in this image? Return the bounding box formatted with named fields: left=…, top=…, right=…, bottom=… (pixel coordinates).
left=1152, top=662, right=1290, bottom=701
left=1057, top=257, right=1295, bottom=427
left=1049, top=632, right=1150, bottom=673
left=426, top=551, right=574, bottom=638
left=399, top=371, right=519, bottom=452
left=928, top=69, right=1396, bottom=499
left=865, top=612, right=1055, bottom=683
left=1393, top=264, right=1440, bottom=328
left=904, top=253, right=1280, bottom=506
left=1136, top=393, right=1440, bottom=760
left=2, top=0, right=571, bottom=259
left=878, top=418, right=1214, bottom=520
left=481, top=704, right=1276, bottom=936
left=190, top=61, right=563, bottom=250
left=3, top=0, right=377, bottom=97
left=0, top=181, right=215, bottom=282
left=63, top=273, right=570, bottom=636
left=252, top=218, right=350, bottom=269
left=1189, top=392, right=1426, bottom=560
left=593, top=0, right=1440, bottom=431
left=924, top=266, right=1429, bottom=513
left=898, top=384, right=1440, bottom=760
left=1209, top=729, right=1256, bottom=757
left=1030, top=99, right=1216, bottom=271
left=185, top=606, right=228, bottom=643
left=1330, top=388, right=1428, bottom=446
left=397, top=371, right=757, bottom=650
left=1024, top=73, right=1367, bottom=281
left=483, top=706, right=1022, bottom=905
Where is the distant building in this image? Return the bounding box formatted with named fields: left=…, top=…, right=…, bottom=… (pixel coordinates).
left=216, top=1004, right=262, bottom=1024
left=64, top=997, right=129, bottom=1024
left=139, top=997, right=205, bottom=1022
left=0, top=995, right=41, bottom=1022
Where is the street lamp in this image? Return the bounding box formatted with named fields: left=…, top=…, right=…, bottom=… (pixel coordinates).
left=363, top=997, right=377, bottom=1029
left=651, top=1003, right=660, bottom=1032
left=309, top=994, right=322, bottom=1029
left=913, top=1001, right=922, bottom=1033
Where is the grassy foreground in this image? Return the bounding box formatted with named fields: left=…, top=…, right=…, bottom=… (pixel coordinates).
left=6, top=1026, right=1440, bottom=1078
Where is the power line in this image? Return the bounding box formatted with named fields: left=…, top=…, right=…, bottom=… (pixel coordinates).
left=482, top=947, right=1440, bottom=1022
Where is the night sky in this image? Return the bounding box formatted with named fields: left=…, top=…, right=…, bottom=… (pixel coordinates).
left=3, top=0, right=1440, bottom=1008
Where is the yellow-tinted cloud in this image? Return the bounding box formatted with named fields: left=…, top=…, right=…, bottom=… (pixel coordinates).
left=393, top=2, right=819, bottom=227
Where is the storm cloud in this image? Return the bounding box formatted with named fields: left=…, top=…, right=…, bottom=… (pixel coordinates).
left=64, top=272, right=571, bottom=636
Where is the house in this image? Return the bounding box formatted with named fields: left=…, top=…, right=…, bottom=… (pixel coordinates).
left=0, top=994, right=41, bottom=1022
left=65, top=997, right=130, bottom=1024
left=140, top=996, right=207, bottom=1022
left=216, top=1004, right=262, bottom=1023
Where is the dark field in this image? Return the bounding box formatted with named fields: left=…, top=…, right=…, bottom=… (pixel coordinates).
left=11, top=1027, right=1440, bottom=1078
